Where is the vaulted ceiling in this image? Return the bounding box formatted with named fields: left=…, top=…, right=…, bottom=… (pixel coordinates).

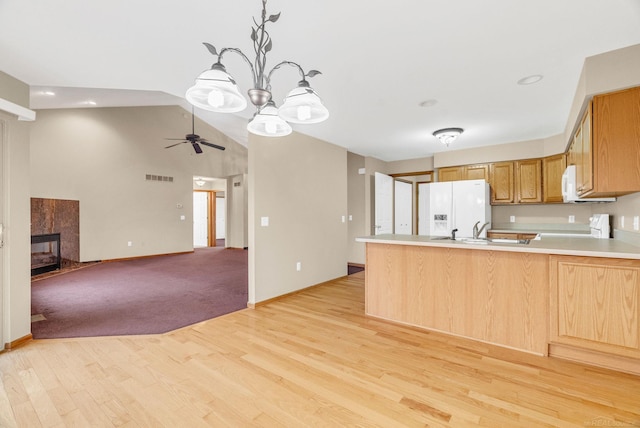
left=2, top=0, right=640, bottom=161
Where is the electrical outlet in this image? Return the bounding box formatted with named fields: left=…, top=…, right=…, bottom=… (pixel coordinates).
left=568, top=215, right=575, bottom=223
left=341, top=215, right=346, bottom=223
left=296, top=262, right=301, bottom=271
left=510, top=216, right=515, bottom=223
left=127, top=241, right=132, bottom=247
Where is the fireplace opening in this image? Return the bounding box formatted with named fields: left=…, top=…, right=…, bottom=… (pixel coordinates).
left=31, top=233, right=61, bottom=275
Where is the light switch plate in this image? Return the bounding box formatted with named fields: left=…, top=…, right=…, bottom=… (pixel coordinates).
left=568, top=215, right=575, bottom=223
left=510, top=216, right=515, bottom=223
left=261, top=216, right=269, bottom=227
left=634, top=216, right=640, bottom=231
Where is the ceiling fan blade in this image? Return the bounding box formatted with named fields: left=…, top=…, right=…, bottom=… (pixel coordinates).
left=192, top=142, right=203, bottom=154
left=165, top=141, right=186, bottom=148
left=199, top=141, right=226, bottom=151
left=165, top=138, right=186, bottom=141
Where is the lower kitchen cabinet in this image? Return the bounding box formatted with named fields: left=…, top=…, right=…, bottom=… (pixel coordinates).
left=549, top=255, right=640, bottom=374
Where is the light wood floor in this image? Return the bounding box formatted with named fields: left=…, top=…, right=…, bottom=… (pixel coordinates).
left=1, top=272, right=639, bottom=427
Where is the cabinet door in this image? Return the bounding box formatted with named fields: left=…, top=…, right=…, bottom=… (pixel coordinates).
left=489, top=162, right=515, bottom=204
left=542, top=154, right=566, bottom=203
left=515, top=159, right=542, bottom=203
left=579, top=104, right=593, bottom=195
left=550, top=256, right=640, bottom=360
left=464, top=164, right=489, bottom=181
left=438, top=166, right=464, bottom=182
left=592, top=87, right=640, bottom=195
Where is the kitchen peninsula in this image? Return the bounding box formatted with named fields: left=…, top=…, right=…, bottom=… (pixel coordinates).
left=356, top=234, right=640, bottom=375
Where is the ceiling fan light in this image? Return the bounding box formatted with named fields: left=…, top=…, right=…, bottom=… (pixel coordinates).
left=278, top=84, right=329, bottom=124
left=247, top=101, right=293, bottom=137
left=186, top=66, right=247, bottom=113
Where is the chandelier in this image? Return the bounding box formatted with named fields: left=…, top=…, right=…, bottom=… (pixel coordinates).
left=433, top=128, right=463, bottom=147
left=185, top=0, right=329, bottom=137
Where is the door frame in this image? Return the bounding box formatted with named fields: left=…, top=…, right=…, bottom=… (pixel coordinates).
left=194, top=190, right=217, bottom=247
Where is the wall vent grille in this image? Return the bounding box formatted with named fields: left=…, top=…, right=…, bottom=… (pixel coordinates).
left=146, top=174, right=174, bottom=183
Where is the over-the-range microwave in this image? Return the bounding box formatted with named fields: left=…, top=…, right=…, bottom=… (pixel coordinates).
left=561, top=165, right=616, bottom=203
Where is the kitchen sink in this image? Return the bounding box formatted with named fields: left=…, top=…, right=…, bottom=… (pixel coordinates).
left=430, top=236, right=531, bottom=245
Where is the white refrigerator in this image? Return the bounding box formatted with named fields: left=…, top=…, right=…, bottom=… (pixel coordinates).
left=418, top=179, right=491, bottom=238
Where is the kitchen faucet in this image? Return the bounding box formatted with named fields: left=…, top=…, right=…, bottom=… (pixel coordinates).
left=472, top=221, right=489, bottom=239
left=451, top=228, right=458, bottom=240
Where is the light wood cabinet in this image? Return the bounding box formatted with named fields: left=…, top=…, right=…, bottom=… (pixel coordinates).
left=590, top=86, right=640, bottom=196
left=568, top=87, right=640, bottom=198
left=542, top=154, right=566, bottom=203
left=438, top=166, right=464, bottom=182
left=568, top=103, right=593, bottom=195
left=515, top=159, right=542, bottom=203
left=438, top=164, right=489, bottom=182
left=487, top=231, right=538, bottom=240
left=549, top=255, right=640, bottom=373
left=489, top=161, right=515, bottom=204
left=464, top=163, right=490, bottom=181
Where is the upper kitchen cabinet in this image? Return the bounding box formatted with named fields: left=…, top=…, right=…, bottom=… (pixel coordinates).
left=515, top=159, right=542, bottom=203
left=464, top=164, right=490, bottom=181
left=570, top=86, right=640, bottom=197
left=489, top=161, right=515, bottom=204
left=438, top=166, right=464, bottom=182
left=568, top=102, right=593, bottom=195
left=438, top=164, right=489, bottom=182
left=542, top=154, right=566, bottom=203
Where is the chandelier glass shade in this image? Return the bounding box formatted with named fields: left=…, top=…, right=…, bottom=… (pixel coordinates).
left=185, top=0, right=328, bottom=137
left=246, top=101, right=293, bottom=137
left=185, top=64, right=247, bottom=113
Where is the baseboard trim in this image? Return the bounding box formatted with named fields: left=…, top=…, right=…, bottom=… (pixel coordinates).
left=247, top=276, right=347, bottom=309
left=4, top=333, right=33, bottom=351
left=348, top=262, right=365, bottom=268
left=103, top=250, right=194, bottom=263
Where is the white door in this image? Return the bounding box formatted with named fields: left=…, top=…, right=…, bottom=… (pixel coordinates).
left=394, top=180, right=412, bottom=235
left=417, top=182, right=428, bottom=235
left=0, top=117, right=4, bottom=346
left=193, top=192, right=209, bottom=247
left=452, top=180, right=490, bottom=238
left=374, top=172, right=393, bottom=235
left=215, top=196, right=226, bottom=240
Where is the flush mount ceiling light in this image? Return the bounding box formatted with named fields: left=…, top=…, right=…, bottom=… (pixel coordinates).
left=433, top=128, right=463, bottom=147
left=517, top=74, right=543, bottom=85
left=195, top=178, right=206, bottom=187
left=186, top=0, right=329, bottom=137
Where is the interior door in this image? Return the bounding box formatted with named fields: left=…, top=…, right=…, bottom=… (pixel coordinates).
left=374, top=172, right=393, bottom=235
left=193, top=191, right=209, bottom=247
left=0, top=117, right=4, bottom=347
left=215, top=196, right=226, bottom=240
left=394, top=180, right=412, bottom=235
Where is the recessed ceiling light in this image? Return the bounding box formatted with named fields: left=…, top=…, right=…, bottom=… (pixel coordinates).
left=517, top=75, right=543, bottom=85
left=419, top=99, right=438, bottom=107
left=40, top=90, right=56, bottom=96
left=81, top=100, right=97, bottom=106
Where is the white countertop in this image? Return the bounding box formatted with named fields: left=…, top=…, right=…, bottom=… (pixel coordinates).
left=356, top=234, right=640, bottom=260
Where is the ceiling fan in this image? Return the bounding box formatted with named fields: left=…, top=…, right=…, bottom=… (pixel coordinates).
left=165, top=108, right=225, bottom=154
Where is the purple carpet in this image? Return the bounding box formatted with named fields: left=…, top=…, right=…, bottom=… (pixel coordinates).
left=31, top=247, right=248, bottom=339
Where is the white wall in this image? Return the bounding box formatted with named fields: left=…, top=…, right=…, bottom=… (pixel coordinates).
left=30, top=106, right=247, bottom=261
left=248, top=132, right=348, bottom=304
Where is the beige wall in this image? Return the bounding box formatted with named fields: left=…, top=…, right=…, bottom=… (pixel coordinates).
left=0, top=71, right=29, bottom=107
left=248, top=132, right=348, bottom=304
left=564, top=44, right=640, bottom=146
left=30, top=106, right=247, bottom=261
left=1, top=71, right=32, bottom=347
left=347, top=152, right=366, bottom=264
